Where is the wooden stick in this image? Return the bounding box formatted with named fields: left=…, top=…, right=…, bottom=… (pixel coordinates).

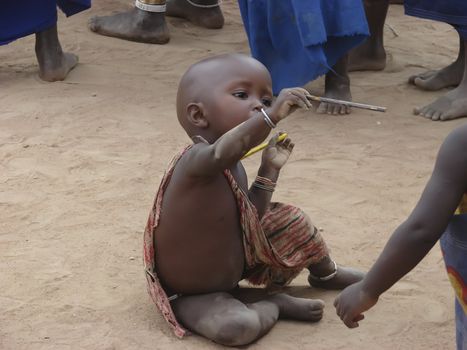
left=307, top=95, right=387, bottom=112
left=242, top=133, right=288, bottom=159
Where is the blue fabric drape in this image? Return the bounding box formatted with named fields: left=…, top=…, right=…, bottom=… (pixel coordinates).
left=405, top=0, right=467, bottom=39
left=238, top=0, right=369, bottom=94
left=0, top=0, right=91, bottom=45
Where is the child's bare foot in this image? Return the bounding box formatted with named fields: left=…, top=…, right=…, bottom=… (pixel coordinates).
left=317, top=59, right=352, bottom=115
left=308, top=257, right=365, bottom=290
left=348, top=41, right=386, bottom=72
left=35, top=25, right=78, bottom=82
left=166, top=0, right=224, bottom=29
left=308, top=265, right=365, bottom=290
left=89, top=8, right=170, bottom=44
left=408, top=61, right=463, bottom=91
left=269, top=293, right=324, bottom=322
left=414, top=85, right=467, bottom=121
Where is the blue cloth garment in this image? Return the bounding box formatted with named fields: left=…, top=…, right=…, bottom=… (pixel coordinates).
left=440, top=214, right=467, bottom=350
left=405, top=0, right=467, bottom=39
left=238, top=0, right=369, bottom=94
left=0, top=0, right=91, bottom=45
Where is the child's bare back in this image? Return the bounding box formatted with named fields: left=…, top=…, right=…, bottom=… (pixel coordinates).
left=155, top=158, right=247, bottom=295
left=144, top=53, right=365, bottom=346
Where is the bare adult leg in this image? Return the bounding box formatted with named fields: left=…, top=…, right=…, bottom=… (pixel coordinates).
left=35, top=24, right=78, bottom=82
left=172, top=292, right=324, bottom=346
left=409, top=33, right=464, bottom=91
left=348, top=0, right=389, bottom=72
left=166, top=0, right=224, bottom=29
left=308, top=255, right=365, bottom=290
left=317, top=55, right=353, bottom=115
left=89, top=2, right=170, bottom=44
left=414, top=36, right=467, bottom=121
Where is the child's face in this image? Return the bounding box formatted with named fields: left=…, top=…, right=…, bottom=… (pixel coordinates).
left=203, top=59, right=273, bottom=137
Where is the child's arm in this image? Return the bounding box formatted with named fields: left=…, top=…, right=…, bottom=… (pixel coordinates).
left=248, top=133, right=294, bottom=219
left=334, top=124, right=467, bottom=328
left=183, top=88, right=311, bottom=178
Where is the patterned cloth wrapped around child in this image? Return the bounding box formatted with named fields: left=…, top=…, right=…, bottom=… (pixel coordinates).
left=143, top=146, right=329, bottom=337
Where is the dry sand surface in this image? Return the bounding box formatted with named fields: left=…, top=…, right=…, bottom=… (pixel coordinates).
left=1, top=1, right=464, bottom=349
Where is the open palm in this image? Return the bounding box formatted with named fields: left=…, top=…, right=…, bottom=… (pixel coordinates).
left=261, top=133, right=294, bottom=170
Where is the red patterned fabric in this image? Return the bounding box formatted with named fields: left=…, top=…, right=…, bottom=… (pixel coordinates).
left=143, top=146, right=329, bottom=338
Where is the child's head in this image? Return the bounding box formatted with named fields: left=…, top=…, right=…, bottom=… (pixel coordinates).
left=176, top=54, right=273, bottom=142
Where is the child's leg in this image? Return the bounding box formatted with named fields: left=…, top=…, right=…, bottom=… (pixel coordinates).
left=255, top=202, right=364, bottom=290
left=316, top=54, right=352, bottom=115
left=348, top=0, right=389, bottom=72
left=35, top=24, right=78, bottom=82
left=414, top=35, right=467, bottom=121
left=409, top=32, right=464, bottom=91
left=172, top=291, right=324, bottom=346
left=307, top=255, right=365, bottom=290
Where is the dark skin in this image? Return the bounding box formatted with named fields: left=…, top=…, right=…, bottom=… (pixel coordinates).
left=349, top=0, right=467, bottom=120
left=348, top=0, right=390, bottom=72
left=34, top=25, right=78, bottom=82
left=154, top=54, right=364, bottom=346
left=334, top=123, right=467, bottom=328
left=88, top=0, right=224, bottom=44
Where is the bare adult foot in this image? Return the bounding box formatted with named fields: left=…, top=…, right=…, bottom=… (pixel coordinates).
left=89, top=8, right=169, bottom=44
left=414, top=86, right=467, bottom=121
left=35, top=25, right=78, bottom=82
left=409, top=38, right=464, bottom=91
left=308, top=265, right=365, bottom=290
left=349, top=0, right=388, bottom=72
left=317, top=57, right=352, bottom=115
left=409, top=65, right=463, bottom=91
left=268, top=293, right=324, bottom=322
left=166, top=0, right=224, bottom=29
left=348, top=41, right=386, bottom=72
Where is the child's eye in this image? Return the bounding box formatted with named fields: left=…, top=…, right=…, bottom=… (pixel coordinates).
left=262, top=98, right=272, bottom=107
left=232, top=91, right=248, bottom=99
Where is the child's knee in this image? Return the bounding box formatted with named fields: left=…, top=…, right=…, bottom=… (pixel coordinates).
left=212, top=310, right=261, bottom=346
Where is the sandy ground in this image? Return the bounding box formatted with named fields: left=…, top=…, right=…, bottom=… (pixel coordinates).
left=1, top=1, right=465, bottom=349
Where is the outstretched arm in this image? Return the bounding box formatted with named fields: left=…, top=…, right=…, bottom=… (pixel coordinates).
left=334, top=124, right=467, bottom=328
left=183, top=88, right=311, bottom=178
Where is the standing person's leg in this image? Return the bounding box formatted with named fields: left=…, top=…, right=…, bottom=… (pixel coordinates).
left=35, top=24, right=78, bottom=82
left=317, top=54, right=353, bottom=115
left=172, top=292, right=324, bottom=346
left=414, top=32, right=467, bottom=120
left=348, top=0, right=389, bottom=72
left=166, top=0, right=224, bottom=29
left=409, top=32, right=464, bottom=91
left=88, top=0, right=223, bottom=44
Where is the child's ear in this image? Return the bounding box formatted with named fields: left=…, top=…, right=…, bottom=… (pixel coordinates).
left=187, top=103, right=208, bottom=128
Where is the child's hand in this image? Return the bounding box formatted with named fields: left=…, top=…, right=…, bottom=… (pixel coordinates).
left=333, top=281, right=379, bottom=328
left=266, top=87, right=312, bottom=123
left=261, top=132, right=294, bottom=170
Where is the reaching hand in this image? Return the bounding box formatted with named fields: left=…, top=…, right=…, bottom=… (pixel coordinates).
left=333, top=281, right=379, bottom=328
left=261, top=132, right=294, bottom=170
left=267, top=87, right=312, bottom=123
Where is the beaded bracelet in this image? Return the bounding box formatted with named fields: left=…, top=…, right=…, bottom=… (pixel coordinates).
left=252, top=175, right=276, bottom=192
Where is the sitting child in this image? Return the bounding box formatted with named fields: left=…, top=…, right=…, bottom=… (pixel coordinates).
left=143, top=53, right=364, bottom=346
